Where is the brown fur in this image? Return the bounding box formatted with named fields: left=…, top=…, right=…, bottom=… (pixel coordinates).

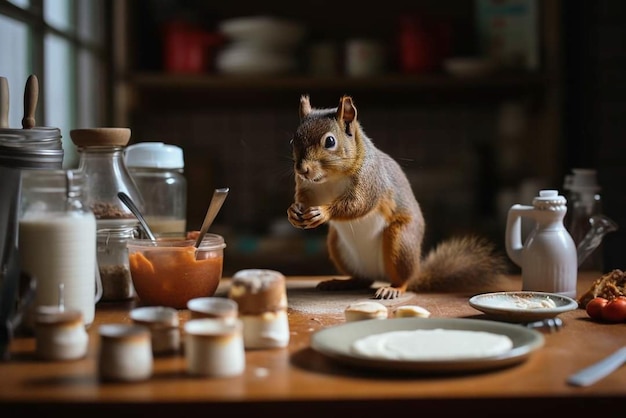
left=288, top=95, right=507, bottom=299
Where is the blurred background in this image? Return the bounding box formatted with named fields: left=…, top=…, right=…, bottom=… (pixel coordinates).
left=0, top=0, right=624, bottom=276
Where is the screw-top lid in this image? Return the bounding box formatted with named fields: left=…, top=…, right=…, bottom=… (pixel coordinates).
left=0, top=130, right=64, bottom=169
left=533, top=189, right=567, bottom=210
left=563, top=168, right=600, bottom=193
left=70, top=128, right=131, bottom=148
left=124, top=142, right=184, bottom=169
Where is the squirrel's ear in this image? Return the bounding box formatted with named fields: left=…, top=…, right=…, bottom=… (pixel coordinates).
left=337, top=96, right=357, bottom=135
left=299, top=95, right=312, bottom=119
left=337, top=96, right=357, bottom=123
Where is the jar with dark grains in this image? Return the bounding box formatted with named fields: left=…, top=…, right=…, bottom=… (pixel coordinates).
left=70, top=128, right=143, bottom=302
left=96, top=226, right=137, bottom=301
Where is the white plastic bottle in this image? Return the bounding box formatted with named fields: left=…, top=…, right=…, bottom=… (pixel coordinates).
left=505, top=190, right=578, bottom=298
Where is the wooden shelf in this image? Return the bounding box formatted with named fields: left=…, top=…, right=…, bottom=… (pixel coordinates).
left=122, top=71, right=549, bottom=109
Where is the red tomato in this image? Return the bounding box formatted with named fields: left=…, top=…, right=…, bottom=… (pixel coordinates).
left=586, top=297, right=609, bottom=320
left=601, top=296, right=626, bottom=323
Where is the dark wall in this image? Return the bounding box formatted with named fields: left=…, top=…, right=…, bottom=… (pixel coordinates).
left=562, top=0, right=626, bottom=271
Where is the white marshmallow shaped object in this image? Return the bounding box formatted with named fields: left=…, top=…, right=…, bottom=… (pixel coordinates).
left=35, top=306, right=88, bottom=361
left=130, top=306, right=180, bottom=356
left=228, top=269, right=290, bottom=349
left=184, top=318, right=245, bottom=377
left=98, top=323, right=153, bottom=382
left=344, top=301, right=388, bottom=322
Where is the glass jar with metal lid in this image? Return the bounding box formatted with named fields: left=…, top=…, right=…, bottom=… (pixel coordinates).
left=0, top=127, right=64, bottom=358
left=70, top=128, right=143, bottom=302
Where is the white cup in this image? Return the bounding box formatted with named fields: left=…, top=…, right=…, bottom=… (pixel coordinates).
left=130, top=306, right=180, bottom=356
left=184, top=318, right=245, bottom=377
left=187, top=297, right=238, bottom=322
left=345, top=39, right=385, bottom=77
left=98, top=323, right=153, bottom=382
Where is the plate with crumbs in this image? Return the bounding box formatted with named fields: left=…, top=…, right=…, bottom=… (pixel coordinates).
left=469, top=291, right=579, bottom=323
left=310, top=317, right=544, bottom=374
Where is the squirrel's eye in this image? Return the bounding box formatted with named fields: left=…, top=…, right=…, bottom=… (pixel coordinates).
left=323, top=135, right=336, bottom=149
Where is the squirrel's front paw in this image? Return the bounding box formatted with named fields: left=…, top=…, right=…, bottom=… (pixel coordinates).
left=299, top=206, right=327, bottom=229
left=287, top=203, right=306, bottom=228
left=287, top=204, right=327, bottom=229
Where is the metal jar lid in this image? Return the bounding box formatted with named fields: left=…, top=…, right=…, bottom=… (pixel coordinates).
left=0, top=128, right=64, bottom=169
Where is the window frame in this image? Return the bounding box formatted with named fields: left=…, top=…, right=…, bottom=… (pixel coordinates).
left=0, top=0, right=112, bottom=167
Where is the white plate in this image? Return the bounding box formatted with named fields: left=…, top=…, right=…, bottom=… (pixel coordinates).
left=310, top=317, right=544, bottom=374
left=469, top=291, right=579, bottom=323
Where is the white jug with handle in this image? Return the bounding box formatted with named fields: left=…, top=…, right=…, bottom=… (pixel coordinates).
left=505, top=189, right=578, bottom=298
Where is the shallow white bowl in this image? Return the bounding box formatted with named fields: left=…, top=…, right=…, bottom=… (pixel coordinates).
left=469, top=291, right=579, bottom=323
left=218, top=16, right=306, bottom=49
left=216, top=45, right=297, bottom=75
left=443, top=57, right=497, bottom=78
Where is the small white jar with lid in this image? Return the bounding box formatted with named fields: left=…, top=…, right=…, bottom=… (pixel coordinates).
left=124, top=142, right=187, bottom=236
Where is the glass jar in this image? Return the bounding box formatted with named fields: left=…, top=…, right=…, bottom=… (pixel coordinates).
left=19, top=169, right=100, bottom=327
left=563, top=168, right=603, bottom=271
left=97, top=226, right=137, bottom=301
left=125, top=142, right=187, bottom=235
left=70, top=128, right=143, bottom=302
left=0, top=126, right=64, bottom=358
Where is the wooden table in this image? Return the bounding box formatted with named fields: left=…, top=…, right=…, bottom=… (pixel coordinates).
left=2, top=271, right=625, bottom=417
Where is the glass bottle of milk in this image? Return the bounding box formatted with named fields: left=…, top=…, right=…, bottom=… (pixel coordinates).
left=19, top=169, right=100, bottom=327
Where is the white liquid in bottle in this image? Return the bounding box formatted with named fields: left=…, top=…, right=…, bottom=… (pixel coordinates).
left=19, top=212, right=97, bottom=326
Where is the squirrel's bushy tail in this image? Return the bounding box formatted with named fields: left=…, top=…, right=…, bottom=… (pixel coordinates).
left=407, top=235, right=509, bottom=293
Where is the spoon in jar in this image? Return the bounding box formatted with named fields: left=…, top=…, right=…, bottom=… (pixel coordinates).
left=194, top=187, right=229, bottom=248
left=117, top=191, right=157, bottom=241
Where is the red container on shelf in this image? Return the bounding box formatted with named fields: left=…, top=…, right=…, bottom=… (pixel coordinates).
left=397, top=15, right=452, bottom=74
left=162, top=21, right=223, bottom=73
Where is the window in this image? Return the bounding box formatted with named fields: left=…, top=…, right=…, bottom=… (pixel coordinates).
left=0, top=0, right=109, bottom=168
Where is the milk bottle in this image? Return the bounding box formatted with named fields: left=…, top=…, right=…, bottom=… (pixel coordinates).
left=19, top=169, right=100, bottom=327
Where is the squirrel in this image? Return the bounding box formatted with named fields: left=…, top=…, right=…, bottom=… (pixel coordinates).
left=287, top=94, right=508, bottom=299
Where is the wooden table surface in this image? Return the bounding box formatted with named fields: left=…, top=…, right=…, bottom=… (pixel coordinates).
left=2, top=271, right=625, bottom=417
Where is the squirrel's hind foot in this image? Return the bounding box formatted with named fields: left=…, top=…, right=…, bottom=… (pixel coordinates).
left=374, top=285, right=405, bottom=300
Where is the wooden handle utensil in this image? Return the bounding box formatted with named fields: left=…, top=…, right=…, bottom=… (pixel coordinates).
left=22, top=74, right=38, bottom=129
left=0, top=76, right=9, bottom=128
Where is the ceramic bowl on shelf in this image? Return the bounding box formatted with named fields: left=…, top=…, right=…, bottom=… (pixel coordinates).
left=443, top=57, right=497, bottom=78
left=127, top=234, right=226, bottom=309
left=218, top=16, right=306, bottom=50
left=215, top=44, right=298, bottom=75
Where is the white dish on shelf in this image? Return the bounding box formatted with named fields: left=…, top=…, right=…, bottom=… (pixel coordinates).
left=218, top=16, right=306, bottom=49
left=310, top=317, right=544, bottom=374
left=443, top=57, right=497, bottom=78
left=215, top=44, right=298, bottom=75
left=469, top=291, right=579, bottom=323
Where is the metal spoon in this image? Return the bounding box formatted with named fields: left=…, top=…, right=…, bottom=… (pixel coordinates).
left=117, top=191, right=157, bottom=241
left=195, top=187, right=229, bottom=248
